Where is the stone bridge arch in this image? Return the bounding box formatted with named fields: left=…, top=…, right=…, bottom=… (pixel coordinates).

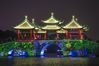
left=34, top=40, right=64, bottom=57
left=40, top=42, right=63, bottom=56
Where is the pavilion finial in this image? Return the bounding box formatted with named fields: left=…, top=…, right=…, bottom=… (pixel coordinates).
left=32, top=18, right=35, bottom=22
left=25, top=15, right=28, bottom=19
left=75, top=18, right=78, bottom=21
left=72, top=15, right=75, bottom=19
left=32, top=18, right=35, bottom=23
left=51, top=12, right=54, bottom=18
left=72, top=15, right=75, bottom=21
left=24, top=15, right=28, bottom=22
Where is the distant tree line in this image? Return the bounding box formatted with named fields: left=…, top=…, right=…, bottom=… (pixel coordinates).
left=0, top=30, right=17, bottom=44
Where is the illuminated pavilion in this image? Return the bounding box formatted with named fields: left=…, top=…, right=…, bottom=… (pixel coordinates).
left=14, top=13, right=87, bottom=42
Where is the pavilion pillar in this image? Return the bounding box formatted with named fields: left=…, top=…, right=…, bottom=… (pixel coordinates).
left=39, top=34, right=41, bottom=40
left=69, top=33, right=72, bottom=39
left=17, top=30, right=20, bottom=41
left=81, top=34, right=83, bottom=39
left=79, top=30, right=83, bottom=39
left=30, top=29, right=32, bottom=41
left=68, top=32, right=71, bottom=39
left=56, top=33, right=59, bottom=39
left=44, top=32, right=47, bottom=40
left=24, top=33, right=27, bottom=41
left=33, top=31, right=36, bottom=40
left=65, top=30, right=69, bottom=39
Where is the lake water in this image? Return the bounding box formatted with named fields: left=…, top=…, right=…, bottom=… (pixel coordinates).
left=0, top=57, right=99, bottom=66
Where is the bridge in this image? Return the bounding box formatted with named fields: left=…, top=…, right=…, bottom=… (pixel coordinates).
left=0, top=40, right=99, bottom=57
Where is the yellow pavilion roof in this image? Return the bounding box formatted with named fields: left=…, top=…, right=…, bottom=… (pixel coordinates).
left=63, top=16, right=83, bottom=29
left=56, top=29, right=65, bottom=33
left=42, top=12, right=59, bottom=24
left=42, top=25, right=61, bottom=30
left=37, top=29, right=46, bottom=33
left=14, top=16, right=34, bottom=29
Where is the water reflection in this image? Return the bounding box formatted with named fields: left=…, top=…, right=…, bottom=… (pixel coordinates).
left=0, top=56, right=99, bottom=66
left=41, top=55, right=64, bottom=58
left=8, top=56, right=13, bottom=59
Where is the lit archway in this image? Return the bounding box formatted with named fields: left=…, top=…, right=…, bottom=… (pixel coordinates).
left=40, top=42, right=63, bottom=57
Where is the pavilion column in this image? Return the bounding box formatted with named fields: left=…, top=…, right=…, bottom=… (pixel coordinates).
left=44, top=32, right=47, bottom=40
left=68, top=32, right=71, bottom=39
left=39, top=34, right=41, bottom=40
left=30, top=29, right=32, bottom=41
left=33, top=31, right=36, bottom=40
left=81, top=34, right=83, bottom=39
left=65, top=30, right=69, bottom=39
left=24, top=32, right=27, bottom=41
left=17, top=30, right=20, bottom=41
left=56, top=33, right=59, bottom=39
left=79, top=30, right=83, bottom=39
left=69, top=33, right=72, bottom=39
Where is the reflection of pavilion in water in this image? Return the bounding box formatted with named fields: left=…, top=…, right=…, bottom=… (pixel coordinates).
left=14, top=12, right=87, bottom=41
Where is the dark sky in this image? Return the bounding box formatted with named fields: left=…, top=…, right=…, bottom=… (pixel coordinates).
left=0, top=0, right=99, bottom=40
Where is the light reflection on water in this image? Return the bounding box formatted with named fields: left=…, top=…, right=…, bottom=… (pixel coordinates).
left=0, top=56, right=99, bottom=66
left=41, top=55, right=64, bottom=58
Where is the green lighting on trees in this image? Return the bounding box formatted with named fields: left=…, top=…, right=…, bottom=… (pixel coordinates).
left=66, top=43, right=71, bottom=48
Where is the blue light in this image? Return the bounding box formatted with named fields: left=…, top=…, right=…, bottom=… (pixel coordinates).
left=8, top=48, right=14, bottom=56
left=69, top=50, right=78, bottom=57
left=83, top=48, right=88, bottom=56
left=40, top=43, right=49, bottom=56
left=8, top=56, right=13, bottom=59
left=58, top=42, right=63, bottom=48
left=0, top=52, right=4, bottom=56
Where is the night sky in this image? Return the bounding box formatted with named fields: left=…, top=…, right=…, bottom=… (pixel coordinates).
left=0, top=0, right=99, bottom=40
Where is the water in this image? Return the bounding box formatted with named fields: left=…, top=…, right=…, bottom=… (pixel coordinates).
left=0, top=57, right=99, bottom=66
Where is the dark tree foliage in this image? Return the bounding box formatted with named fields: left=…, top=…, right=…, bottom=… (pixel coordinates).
left=0, top=30, right=17, bottom=43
